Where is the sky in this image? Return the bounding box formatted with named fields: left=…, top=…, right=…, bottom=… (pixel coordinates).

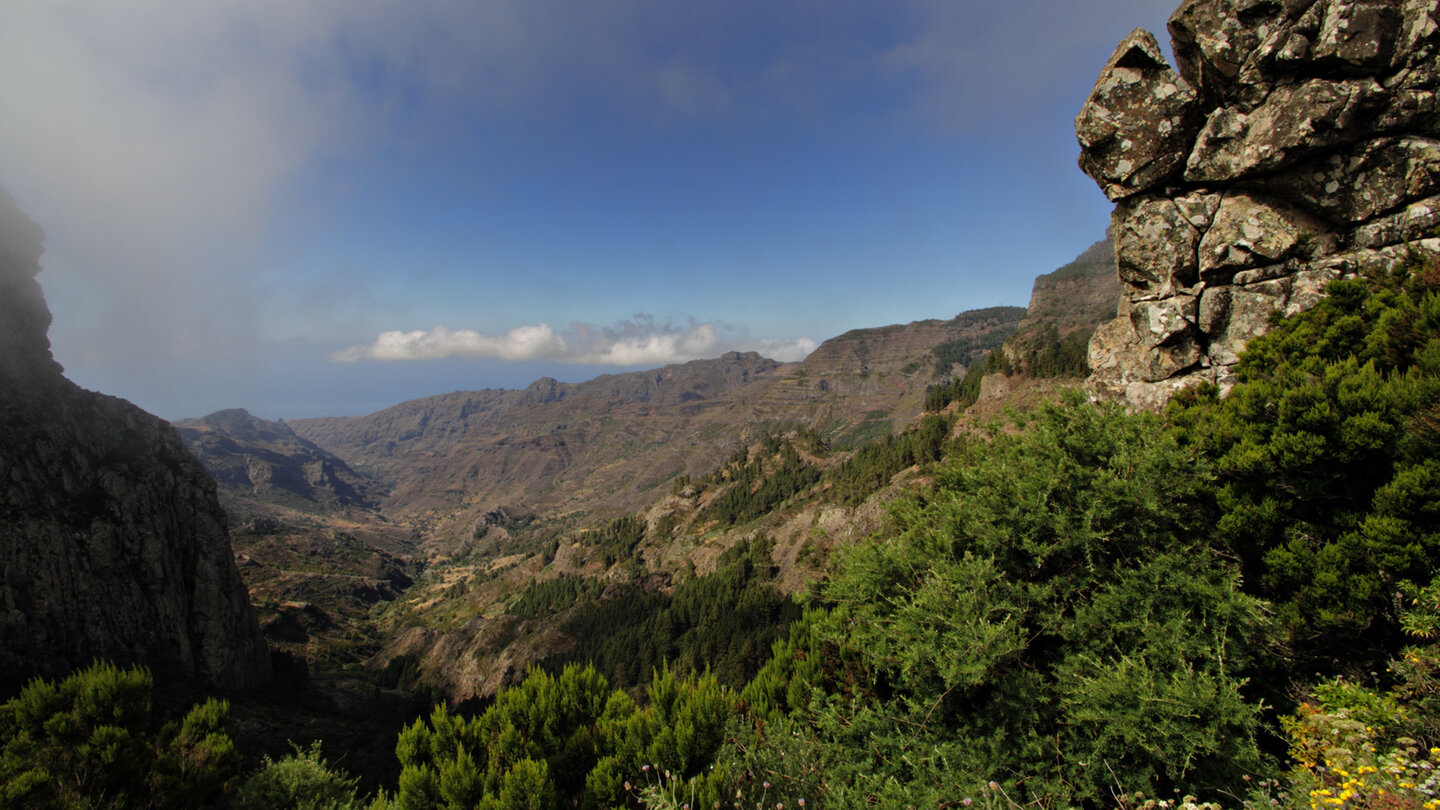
left=0, top=0, right=1178, bottom=420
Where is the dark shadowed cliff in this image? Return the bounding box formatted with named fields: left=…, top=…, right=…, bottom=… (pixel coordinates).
left=0, top=189, right=269, bottom=692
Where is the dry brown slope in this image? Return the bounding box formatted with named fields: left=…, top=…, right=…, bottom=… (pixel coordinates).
left=291, top=310, right=1024, bottom=551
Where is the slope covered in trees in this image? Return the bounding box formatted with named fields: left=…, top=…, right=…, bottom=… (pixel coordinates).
left=5, top=259, right=1438, bottom=808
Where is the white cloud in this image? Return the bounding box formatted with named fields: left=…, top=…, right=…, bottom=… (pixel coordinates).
left=331, top=323, right=568, bottom=363
left=333, top=318, right=814, bottom=366
left=753, top=337, right=818, bottom=363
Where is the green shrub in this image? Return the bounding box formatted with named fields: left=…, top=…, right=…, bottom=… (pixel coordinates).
left=724, top=396, right=1273, bottom=807
left=1169, top=258, right=1440, bottom=669
left=391, top=664, right=732, bottom=809
left=0, top=661, right=239, bottom=809
left=232, top=742, right=362, bottom=810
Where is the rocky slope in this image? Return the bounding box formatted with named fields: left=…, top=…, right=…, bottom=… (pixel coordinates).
left=175, top=408, right=385, bottom=518
left=291, top=308, right=1023, bottom=553
left=1006, top=237, right=1120, bottom=358
left=0, top=190, right=269, bottom=691
left=1077, top=0, right=1440, bottom=406
left=174, top=409, right=414, bottom=662
left=971, top=238, right=1123, bottom=414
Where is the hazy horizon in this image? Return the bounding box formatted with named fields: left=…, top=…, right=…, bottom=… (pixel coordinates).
left=1, top=1, right=1176, bottom=420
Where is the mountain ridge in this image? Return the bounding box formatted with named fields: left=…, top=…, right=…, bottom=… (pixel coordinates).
left=285, top=310, right=1024, bottom=551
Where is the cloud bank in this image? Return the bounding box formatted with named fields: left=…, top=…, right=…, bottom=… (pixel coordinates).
left=333, top=318, right=816, bottom=366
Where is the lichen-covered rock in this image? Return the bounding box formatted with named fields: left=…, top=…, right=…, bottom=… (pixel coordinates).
left=1354, top=194, right=1440, bottom=247
left=1206, top=277, right=1291, bottom=365
left=1186, top=77, right=1385, bottom=180
left=1076, top=29, right=1205, bottom=200
left=1112, top=194, right=1207, bottom=296
left=1197, top=191, right=1333, bottom=281
left=1252, top=137, right=1440, bottom=223
left=0, top=189, right=269, bottom=691
left=1313, top=0, right=1405, bottom=72
left=1077, top=0, right=1440, bottom=408
left=1168, top=0, right=1318, bottom=104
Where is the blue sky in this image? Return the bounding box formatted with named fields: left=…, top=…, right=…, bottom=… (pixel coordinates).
left=1, top=1, right=1176, bottom=419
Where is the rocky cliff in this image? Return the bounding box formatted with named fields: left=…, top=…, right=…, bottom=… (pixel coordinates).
left=1003, top=237, right=1122, bottom=366
left=1077, top=0, right=1440, bottom=406
left=0, top=189, right=269, bottom=691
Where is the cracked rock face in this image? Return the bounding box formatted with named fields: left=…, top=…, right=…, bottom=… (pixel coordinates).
left=1076, top=0, right=1440, bottom=409
left=0, top=189, right=270, bottom=691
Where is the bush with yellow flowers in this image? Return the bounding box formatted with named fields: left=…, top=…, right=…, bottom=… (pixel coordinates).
left=1280, top=580, right=1440, bottom=810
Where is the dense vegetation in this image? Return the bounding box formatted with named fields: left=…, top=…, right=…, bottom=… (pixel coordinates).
left=1170, top=254, right=1440, bottom=672
left=5, top=258, right=1438, bottom=809
left=541, top=537, right=800, bottom=690
left=0, top=662, right=240, bottom=809
left=821, top=411, right=952, bottom=505
left=733, top=394, right=1270, bottom=806
left=925, top=305, right=1028, bottom=375
left=925, top=347, right=1013, bottom=411
left=925, top=322, right=1089, bottom=413
left=695, top=438, right=823, bottom=528
left=584, top=516, right=648, bottom=569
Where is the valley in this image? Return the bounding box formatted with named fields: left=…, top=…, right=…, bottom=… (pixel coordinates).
left=5, top=0, right=1440, bottom=805
left=170, top=243, right=1114, bottom=705
left=179, top=299, right=1072, bottom=694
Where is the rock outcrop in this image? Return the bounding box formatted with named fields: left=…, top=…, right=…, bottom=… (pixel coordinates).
left=1077, top=0, right=1440, bottom=407
left=0, top=189, right=269, bottom=691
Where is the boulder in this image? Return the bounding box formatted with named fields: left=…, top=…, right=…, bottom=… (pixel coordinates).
left=1076, top=29, right=1205, bottom=200
left=1196, top=191, right=1334, bottom=282
left=1313, top=0, right=1405, bottom=73
left=1111, top=193, right=1208, bottom=296
left=1185, top=77, right=1386, bottom=181
left=1168, top=0, right=1318, bottom=104
left=1354, top=194, right=1440, bottom=248
left=1251, top=137, right=1440, bottom=223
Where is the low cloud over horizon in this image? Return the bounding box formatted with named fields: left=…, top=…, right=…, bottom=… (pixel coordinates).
left=332, top=317, right=817, bottom=367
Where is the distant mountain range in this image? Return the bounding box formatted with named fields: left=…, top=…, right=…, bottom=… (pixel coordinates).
left=283, top=306, right=1026, bottom=552
left=172, top=238, right=1119, bottom=694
